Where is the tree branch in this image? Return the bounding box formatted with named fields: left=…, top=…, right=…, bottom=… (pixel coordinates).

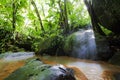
left=31, top=0, right=45, bottom=32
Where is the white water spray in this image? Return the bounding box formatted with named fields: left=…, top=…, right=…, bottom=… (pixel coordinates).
left=71, top=26, right=97, bottom=59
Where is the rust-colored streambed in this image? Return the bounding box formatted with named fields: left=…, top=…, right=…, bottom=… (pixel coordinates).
left=0, top=54, right=120, bottom=80
left=0, top=60, right=25, bottom=80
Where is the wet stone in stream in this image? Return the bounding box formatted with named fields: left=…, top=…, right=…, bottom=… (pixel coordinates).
left=4, top=58, right=76, bottom=80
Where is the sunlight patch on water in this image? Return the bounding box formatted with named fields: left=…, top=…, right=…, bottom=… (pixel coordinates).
left=68, top=62, right=103, bottom=80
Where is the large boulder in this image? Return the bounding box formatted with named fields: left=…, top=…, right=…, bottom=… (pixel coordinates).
left=88, top=0, right=120, bottom=34
left=113, top=72, right=120, bottom=80
left=36, top=35, right=65, bottom=56
left=64, top=28, right=113, bottom=60
left=64, top=28, right=97, bottom=60
left=5, top=58, right=76, bottom=80
left=109, top=51, right=120, bottom=66
left=95, top=33, right=113, bottom=61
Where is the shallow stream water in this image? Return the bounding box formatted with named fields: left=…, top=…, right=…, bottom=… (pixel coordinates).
left=0, top=52, right=120, bottom=80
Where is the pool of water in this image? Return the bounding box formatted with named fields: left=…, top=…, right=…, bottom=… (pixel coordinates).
left=39, top=56, right=120, bottom=80
left=0, top=53, right=120, bottom=80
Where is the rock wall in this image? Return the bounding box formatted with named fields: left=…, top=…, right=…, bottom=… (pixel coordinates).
left=85, top=0, right=120, bottom=34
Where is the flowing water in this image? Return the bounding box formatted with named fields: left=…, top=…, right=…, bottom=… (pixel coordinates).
left=0, top=52, right=120, bottom=80
left=71, top=27, right=97, bottom=59
left=39, top=56, right=120, bottom=80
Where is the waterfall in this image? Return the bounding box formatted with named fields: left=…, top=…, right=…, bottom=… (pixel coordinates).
left=71, top=26, right=97, bottom=60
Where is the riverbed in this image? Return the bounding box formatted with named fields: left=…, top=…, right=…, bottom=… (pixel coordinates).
left=0, top=52, right=120, bottom=80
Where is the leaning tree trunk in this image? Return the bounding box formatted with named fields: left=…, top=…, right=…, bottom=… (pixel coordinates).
left=31, top=0, right=45, bottom=33
left=84, top=0, right=106, bottom=36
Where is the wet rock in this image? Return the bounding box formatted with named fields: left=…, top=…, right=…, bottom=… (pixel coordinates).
left=95, top=33, right=113, bottom=61
left=64, top=29, right=113, bottom=60
left=109, top=51, right=120, bottom=66
left=64, top=28, right=97, bottom=60
left=86, top=0, right=120, bottom=34
left=4, top=58, right=76, bottom=80
left=113, top=73, right=120, bottom=80
left=36, top=35, right=65, bottom=56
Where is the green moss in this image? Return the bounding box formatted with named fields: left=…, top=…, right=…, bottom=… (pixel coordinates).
left=35, top=34, right=64, bottom=55
left=64, top=33, right=76, bottom=53
left=4, top=59, right=52, bottom=80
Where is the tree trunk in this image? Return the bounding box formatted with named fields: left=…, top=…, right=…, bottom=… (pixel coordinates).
left=12, top=0, right=18, bottom=42
left=58, top=0, right=65, bottom=29
left=64, top=0, right=69, bottom=34
left=31, top=0, right=45, bottom=33
left=58, top=0, right=69, bottom=34
left=12, top=0, right=17, bottom=31
left=84, top=0, right=106, bottom=36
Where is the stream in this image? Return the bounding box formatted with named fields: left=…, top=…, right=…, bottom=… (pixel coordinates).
left=0, top=52, right=120, bottom=80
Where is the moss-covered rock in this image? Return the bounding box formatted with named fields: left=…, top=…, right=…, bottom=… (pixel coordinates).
left=64, top=33, right=76, bottom=54
left=64, top=29, right=113, bottom=60
left=5, top=58, right=76, bottom=80
left=64, top=29, right=97, bottom=59
left=36, top=35, right=65, bottom=56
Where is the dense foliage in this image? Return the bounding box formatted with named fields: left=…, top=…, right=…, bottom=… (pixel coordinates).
left=0, top=0, right=90, bottom=54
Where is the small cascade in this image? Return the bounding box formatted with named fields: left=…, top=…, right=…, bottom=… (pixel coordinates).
left=70, top=26, right=97, bottom=60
